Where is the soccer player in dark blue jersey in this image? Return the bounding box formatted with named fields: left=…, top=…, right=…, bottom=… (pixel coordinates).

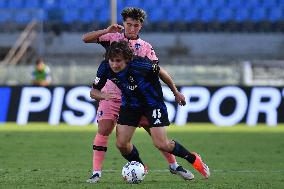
left=91, top=41, right=210, bottom=179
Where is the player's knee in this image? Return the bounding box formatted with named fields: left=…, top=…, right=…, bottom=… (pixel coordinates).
left=116, top=140, right=128, bottom=150
left=98, top=129, right=112, bottom=136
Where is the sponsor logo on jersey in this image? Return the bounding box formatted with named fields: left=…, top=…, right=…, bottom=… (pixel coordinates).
left=135, top=43, right=141, bottom=50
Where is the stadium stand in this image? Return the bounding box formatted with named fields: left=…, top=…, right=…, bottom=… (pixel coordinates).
left=0, top=0, right=283, bottom=32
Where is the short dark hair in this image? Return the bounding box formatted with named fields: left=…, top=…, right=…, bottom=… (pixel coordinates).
left=36, top=58, right=44, bottom=65
left=105, top=41, right=133, bottom=61
left=121, top=7, right=146, bottom=23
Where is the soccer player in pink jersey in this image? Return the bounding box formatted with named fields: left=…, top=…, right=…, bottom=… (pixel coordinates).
left=83, top=7, right=192, bottom=183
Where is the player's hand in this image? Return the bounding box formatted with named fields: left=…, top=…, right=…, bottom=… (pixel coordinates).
left=175, top=91, right=186, bottom=106
left=106, top=24, right=124, bottom=33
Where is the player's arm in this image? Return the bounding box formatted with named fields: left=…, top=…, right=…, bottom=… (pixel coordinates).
left=144, top=43, right=186, bottom=106
left=90, top=61, right=116, bottom=101
left=82, top=24, right=124, bottom=43
left=159, top=67, right=186, bottom=106
left=90, top=88, right=114, bottom=101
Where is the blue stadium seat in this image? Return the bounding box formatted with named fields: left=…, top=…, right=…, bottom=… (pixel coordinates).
left=280, top=0, right=284, bottom=7
left=234, top=8, right=250, bottom=22
left=267, top=7, right=283, bottom=21
left=0, top=0, right=7, bottom=8
left=14, top=11, right=32, bottom=23
left=80, top=10, right=95, bottom=23
left=177, top=0, right=194, bottom=9
left=90, top=0, right=109, bottom=10
left=194, top=0, right=209, bottom=8
left=210, top=0, right=226, bottom=9
left=42, top=0, right=57, bottom=9
left=148, top=9, right=165, bottom=22
left=200, top=9, right=216, bottom=22
left=0, top=11, right=12, bottom=23
left=23, top=0, right=41, bottom=8
left=124, top=0, right=143, bottom=7
left=167, top=8, right=184, bottom=22
left=97, top=10, right=109, bottom=23
left=160, top=0, right=176, bottom=8
left=184, top=9, right=200, bottom=22
left=7, top=0, right=24, bottom=8
left=217, top=8, right=234, bottom=22
left=262, top=0, right=278, bottom=7
left=243, top=0, right=261, bottom=8
left=227, top=0, right=243, bottom=8
left=250, top=8, right=267, bottom=22
left=63, top=9, right=80, bottom=23
left=140, top=0, right=159, bottom=11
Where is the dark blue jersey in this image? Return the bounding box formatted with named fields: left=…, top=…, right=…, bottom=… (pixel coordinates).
left=92, top=57, right=165, bottom=109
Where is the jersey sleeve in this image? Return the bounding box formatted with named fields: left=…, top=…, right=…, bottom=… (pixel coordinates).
left=92, top=61, right=108, bottom=90
left=98, top=33, right=123, bottom=49
left=145, top=43, right=158, bottom=61
left=131, top=58, right=160, bottom=76
left=97, top=33, right=112, bottom=49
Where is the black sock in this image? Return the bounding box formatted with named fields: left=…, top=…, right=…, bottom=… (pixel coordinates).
left=122, top=145, right=144, bottom=165
left=171, top=140, right=196, bottom=164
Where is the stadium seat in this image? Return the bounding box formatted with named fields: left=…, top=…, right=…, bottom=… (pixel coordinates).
left=0, top=11, right=12, bottom=23
left=167, top=8, right=184, bottom=22
left=159, top=0, right=176, bottom=8
left=97, top=10, right=109, bottom=23
left=184, top=9, right=200, bottom=22
left=7, top=0, right=24, bottom=8
left=42, top=0, right=57, bottom=9
left=124, top=0, right=143, bottom=7
left=235, top=8, right=250, bottom=22
left=148, top=9, right=165, bottom=22
left=47, top=8, right=63, bottom=22
left=243, top=0, right=261, bottom=8
left=194, top=0, right=209, bottom=8
left=23, top=0, right=41, bottom=8
left=210, top=0, right=226, bottom=9
left=262, top=0, right=278, bottom=8
left=217, top=8, right=234, bottom=22
left=227, top=0, right=243, bottom=8
left=63, top=9, right=80, bottom=23
left=80, top=9, right=95, bottom=23
left=280, top=0, right=284, bottom=7
left=0, top=0, right=7, bottom=8
left=14, top=11, right=32, bottom=23
left=250, top=8, right=267, bottom=22
left=267, top=7, right=284, bottom=21
left=200, top=9, right=216, bottom=22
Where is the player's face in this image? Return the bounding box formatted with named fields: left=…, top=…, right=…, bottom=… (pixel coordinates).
left=123, top=18, right=142, bottom=39
left=109, top=55, right=128, bottom=73
left=36, top=62, right=44, bottom=71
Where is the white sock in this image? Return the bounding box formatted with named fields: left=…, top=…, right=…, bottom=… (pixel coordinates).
left=92, top=170, right=102, bottom=177
left=170, top=162, right=179, bottom=170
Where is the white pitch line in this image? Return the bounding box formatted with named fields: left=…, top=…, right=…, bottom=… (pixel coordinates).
left=102, top=169, right=284, bottom=173
left=0, top=169, right=283, bottom=173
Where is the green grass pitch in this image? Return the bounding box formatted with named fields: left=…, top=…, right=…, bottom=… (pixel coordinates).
left=0, top=123, right=284, bottom=189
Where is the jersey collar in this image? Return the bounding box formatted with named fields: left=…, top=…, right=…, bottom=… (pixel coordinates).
left=124, top=33, right=140, bottom=40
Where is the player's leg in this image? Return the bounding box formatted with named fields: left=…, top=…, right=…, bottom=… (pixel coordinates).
left=150, top=126, right=210, bottom=179
left=139, top=116, right=179, bottom=170
left=116, top=108, right=146, bottom=167
left=87, top=100, right=120, bottom=183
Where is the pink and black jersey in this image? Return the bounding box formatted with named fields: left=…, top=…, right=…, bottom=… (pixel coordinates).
left=98, top=32, right=158, bottom=61
left=97, top=32, right=158, bottom=100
